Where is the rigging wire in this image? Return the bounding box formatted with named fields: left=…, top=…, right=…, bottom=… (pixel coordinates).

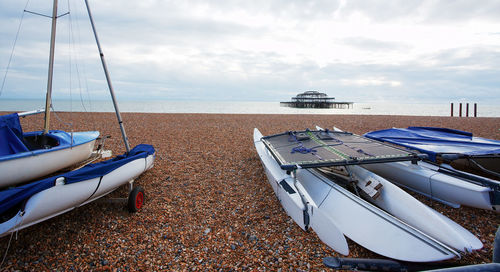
left=49, top=0, right=74, bottom=133
left=70, top=0, right=98, bottom=132
left=67, top=0, right=74, bottom=133
left=51, top=0, right=98, bottom=133
left=0, top=0, right=32, bottom=97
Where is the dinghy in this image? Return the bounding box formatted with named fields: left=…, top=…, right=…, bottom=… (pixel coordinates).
left=254, top=128, right=482, bottom=262
left=363, top=127, right=500, bottom=211
left=0, top=144, right=155, bottom=237
left=0, top=0, right=155, bottom=236
left=0, top=0, right=105, bottom=186
left=0, top=113, right=99, bottom=187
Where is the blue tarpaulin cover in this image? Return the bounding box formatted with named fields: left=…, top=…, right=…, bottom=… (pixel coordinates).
left=0, top=113, right=100, bottom=162
left=0, top=144, right=155, bottom=215
left=0, top=113, right=29, bottom=156
left=364, top=127, right=500, bottom=162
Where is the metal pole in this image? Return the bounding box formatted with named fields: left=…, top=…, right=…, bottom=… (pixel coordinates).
left=450, top=103, right=453, bottom=117
left=43, top=0, right=59, bottom=134
left=84, top=0, right=130, bottom=152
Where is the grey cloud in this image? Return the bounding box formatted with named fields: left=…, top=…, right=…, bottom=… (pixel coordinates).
left=1, top=0, right=499, bottom=104
left=339, top=37, right=411, bottom=52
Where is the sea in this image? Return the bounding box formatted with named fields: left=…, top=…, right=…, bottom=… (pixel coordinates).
left=0, top=99, right=499, bottom=117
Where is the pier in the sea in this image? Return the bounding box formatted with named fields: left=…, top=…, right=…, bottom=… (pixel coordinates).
left=280, top=91, right=353, bottom=109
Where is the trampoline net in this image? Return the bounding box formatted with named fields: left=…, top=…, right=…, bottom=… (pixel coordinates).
left=261, top=130, right=421, bottom=170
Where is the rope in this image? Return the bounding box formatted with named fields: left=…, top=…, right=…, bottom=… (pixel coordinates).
left=69, top=0, right=97, bottom=131
left=287, top=131, right=348, bottom=156
left=307, top=131, right=350, bottom=159
left=0, top=211, right=25, bottom=269
left=291, top=146, right=317, bottom=154
left=288, top=131, right=317, bottom=154
left=67, top=0, right=74, bottom=133
left=45, top=0, right=98, bottom=134
left=0, top=0, right=31, bottom=97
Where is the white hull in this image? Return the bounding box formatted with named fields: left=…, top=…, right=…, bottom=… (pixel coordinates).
left=0, top=138, right=97, bottom=188
left=0, top=153, right=154, bottom=237
left=330, top=125, right=497, bottom=211
left=254, top=128, right=465, bottom=262
left=323, top=126, right=482, bottom=250
left=363, top=161, right=498, bottom=211
left=345, top=164, right=482, bottom=252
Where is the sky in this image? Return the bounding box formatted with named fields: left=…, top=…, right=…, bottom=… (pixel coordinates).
left=0, top=0, right=499, bottom=103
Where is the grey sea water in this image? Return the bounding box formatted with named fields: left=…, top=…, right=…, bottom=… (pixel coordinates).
left=0, top=99, right=498, bottom=117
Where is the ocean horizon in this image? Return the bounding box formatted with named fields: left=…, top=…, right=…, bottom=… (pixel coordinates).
left=0, top=99, right=498, bottom=117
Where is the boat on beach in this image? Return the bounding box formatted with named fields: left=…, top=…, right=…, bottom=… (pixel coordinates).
left=0, top=144, right=155, bottom=237
left=0, top=0, right=155, bottom=236
left=365, top=127, right=500, bottom=179
left=0, top=0, right=104, bottom=186
left=0, top=113, right=99, bottom=187
left=254, top=128, right=481, bottom=262
left=363, top=127, right=500, bottom=212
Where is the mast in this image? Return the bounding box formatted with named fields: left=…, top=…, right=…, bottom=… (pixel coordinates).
left=43, top=0, right=59, bottom=135
left=84, top=0, right=131, bottom=152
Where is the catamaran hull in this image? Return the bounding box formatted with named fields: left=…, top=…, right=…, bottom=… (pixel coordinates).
left=0, top=153, right=154, bottom=237
left=363, top=161, right=498, bottom=212
left=254, top=128, right=465, bottom=262
left=0, top=131, right=99, bottom=187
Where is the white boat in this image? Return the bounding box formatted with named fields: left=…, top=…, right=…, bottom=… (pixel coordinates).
left=0, top=0, right=104, bottom=186
left=254, top=128, right=482, bottom=262
left=0, top=144, right=155, bottom=237
left=0, top=0, right=155, bottom=236
left=0, top=113, right=99, bottom=187
left=364, top=126, right=500, bottom=179
left=327, top=127, right=499, bottom=212
left=362, top=160, right=499, bottom=212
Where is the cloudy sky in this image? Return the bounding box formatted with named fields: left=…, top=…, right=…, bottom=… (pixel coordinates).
left=0, top=0, right=499, bottom=103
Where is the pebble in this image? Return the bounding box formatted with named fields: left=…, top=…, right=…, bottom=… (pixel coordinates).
left=0, top=112, right=498, bottom=271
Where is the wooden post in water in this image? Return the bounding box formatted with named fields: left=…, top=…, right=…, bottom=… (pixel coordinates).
left=466, top=103, right=469, bottom=117
left=459, top=103, right=462, bottom=117
left=450, top=103, right=454, bottom=117
left=474, top=103, right=477, bottom=117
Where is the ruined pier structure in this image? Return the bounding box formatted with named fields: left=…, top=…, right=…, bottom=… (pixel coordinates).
left=280, top=91, right=353, bottom=109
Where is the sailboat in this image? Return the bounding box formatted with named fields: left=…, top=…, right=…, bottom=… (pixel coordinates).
left=0, top=0, right=102, bottom=187
left=0, top=112, right=99, bottom=187
left=0, top=0, right=155, bottom=237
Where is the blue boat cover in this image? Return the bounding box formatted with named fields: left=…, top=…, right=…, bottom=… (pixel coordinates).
left=0, top=113, right=29, bottom=156
left=0, top=144, right=155, bottom=215
left=364, top=127, right=500, bottom=162
left=0, top=112, right=100, bottom=162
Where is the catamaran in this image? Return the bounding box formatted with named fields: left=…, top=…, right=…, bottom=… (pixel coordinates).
left=254, top=127, right=481, bottom=262
left=363, top=127, right=499, bottom=212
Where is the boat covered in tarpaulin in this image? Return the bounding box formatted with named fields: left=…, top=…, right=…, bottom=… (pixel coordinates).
left=0, top=144, right=155, bottom=237
left=364, top=127, right=500, bottom=178
left=0, top=113, right=99, bottom=187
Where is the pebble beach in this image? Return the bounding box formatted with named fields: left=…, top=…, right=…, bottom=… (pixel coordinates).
left=1, top=112, right=499, bottom=271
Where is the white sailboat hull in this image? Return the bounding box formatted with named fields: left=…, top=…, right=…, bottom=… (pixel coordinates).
left=0, top=152, right=154, bottom=237
left=363, top=161, right=498, bottom=211
left=345, top=164, right=483, bottom=252
left=254, top=128, right=464, bottom=262
left=0, top=131, right=99, bottom=188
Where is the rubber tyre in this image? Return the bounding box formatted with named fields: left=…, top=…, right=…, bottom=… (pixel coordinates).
left=128, top=186, right=145, bottom=213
